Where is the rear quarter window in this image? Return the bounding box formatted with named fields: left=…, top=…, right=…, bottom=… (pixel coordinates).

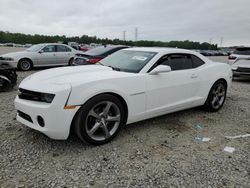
left=191, top=55, right=205, bottom=68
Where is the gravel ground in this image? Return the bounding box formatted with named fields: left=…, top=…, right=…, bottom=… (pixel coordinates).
left=0, top=53, right=250, bottom=187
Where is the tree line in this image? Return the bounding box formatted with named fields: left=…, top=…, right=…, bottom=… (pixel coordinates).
left=0, top=31, right=217, bottom=50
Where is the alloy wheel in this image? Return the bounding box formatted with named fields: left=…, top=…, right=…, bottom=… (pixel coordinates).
left=85, top=101, right=121, bottom=141
left=20, top=60, right=31, bottom=71
left=211, top=83, right=225, bottom=110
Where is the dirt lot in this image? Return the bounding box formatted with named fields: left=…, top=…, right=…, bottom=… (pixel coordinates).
left=0, top=48, right=250, bottom=187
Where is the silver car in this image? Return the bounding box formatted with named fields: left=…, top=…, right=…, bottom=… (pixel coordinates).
left=0, top=43, right=78, bottom=71
left=232, top=58, right=250, bottom=78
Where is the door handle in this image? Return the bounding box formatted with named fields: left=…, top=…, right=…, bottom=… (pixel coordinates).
left=191, top=74, right=198, bottom=79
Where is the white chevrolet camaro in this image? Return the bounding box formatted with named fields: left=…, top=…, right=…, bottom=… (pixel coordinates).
left=15, top=48, right=232, bottom=145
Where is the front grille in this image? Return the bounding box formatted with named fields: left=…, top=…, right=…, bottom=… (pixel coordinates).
left=17, top=110, right=33, bottom=123
left=237, top=67, right=250, bottom=72
left=18, top=88, right=43, bottom=102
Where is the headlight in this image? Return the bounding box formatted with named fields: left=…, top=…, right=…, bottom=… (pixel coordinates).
left=1, top=57, right=14, bottom=61
left=41, top=93, right=55, bottom=103
left=18, top=88, right=55, bottom=103
left=231, top=65, right=238, bottom=70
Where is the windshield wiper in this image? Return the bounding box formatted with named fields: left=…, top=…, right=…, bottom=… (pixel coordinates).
left=108, top=66, right=120, bottom=71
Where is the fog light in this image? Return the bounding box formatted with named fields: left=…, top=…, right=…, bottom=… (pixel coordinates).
left=37, top=116, right=45, bottom=127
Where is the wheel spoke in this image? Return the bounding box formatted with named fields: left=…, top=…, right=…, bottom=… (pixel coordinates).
left=107, top=115, right=120, bottom=122
left=215, top=97, right=220, bottom=104
left=88, top=122, right=101, bottom=136
left=103, top=102, right=112, bottom=116
left=218, top=91, right=225, bottom=97
left=102, top=124, right=111, bottom=139
left=89, top=109, right=101, bottom=120
left=212, top=96, right=217, bottom=105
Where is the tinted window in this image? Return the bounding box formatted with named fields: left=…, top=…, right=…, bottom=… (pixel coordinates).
left=167, top=54, right=193, bottom=70
left=57, top=45, right=67, bottom=52
left=234, top=48, right=250, bottom=55
left=42, top=45, right=56, bottom=53
left=191, top=55, right=205, bottom=68
left=85, top=46, right=123, bottom=56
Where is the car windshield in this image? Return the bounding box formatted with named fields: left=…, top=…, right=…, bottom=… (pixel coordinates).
left=85, top=46, right=117, bottom=56
left=99, top=50, right=157, bottom=73
left=26, top=44, right=44, bottom=52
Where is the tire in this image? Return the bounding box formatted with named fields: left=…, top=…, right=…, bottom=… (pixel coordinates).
left=18, top=59, right=32, bottom=71
left=73, top=94, right=126, bottom=145
left=203, top=80, right=227, bottom=112
left=0, top=77, right=11, bottom=92
left=68, top=58, right=74, bottom=66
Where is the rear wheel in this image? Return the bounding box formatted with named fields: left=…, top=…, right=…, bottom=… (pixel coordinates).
left=74, top=94, right=126, bottom=145
left=204, top=80, right=227, bottom=112
left=68, top=58, right=74, bottom=66
left=18, top=59, right=32, bottom=71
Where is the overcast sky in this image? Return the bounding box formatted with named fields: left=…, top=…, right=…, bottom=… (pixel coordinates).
left=0, top=0, right=250, bottom=46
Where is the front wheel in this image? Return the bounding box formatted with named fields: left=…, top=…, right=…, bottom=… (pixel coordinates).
left=73, top=94, right=126, bottom=145
left=18, top=59, right=32, bottom=71
left=203, top=80, right=227, bottom=112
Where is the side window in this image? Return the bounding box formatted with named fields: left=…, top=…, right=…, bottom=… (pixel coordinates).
left=65, top=46, right=72, bottom=52
left=168, top=54, right=192, bottom=71
left=42, top=45, right=56, bottom=53
left=57, top=45, right=67, bottom=52
left=191, top=55, right=205, bottom=68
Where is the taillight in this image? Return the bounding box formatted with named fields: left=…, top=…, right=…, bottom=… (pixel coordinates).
left=87, top=58, right=102, bottom=64
left=228, top=55, right=236, bottom=60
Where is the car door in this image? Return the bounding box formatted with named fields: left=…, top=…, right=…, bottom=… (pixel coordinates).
left=145, top=54, right=201, bottom=116
left=56, top=45, right=73, bottom=65
left=36, top=45, right=57, bottom=66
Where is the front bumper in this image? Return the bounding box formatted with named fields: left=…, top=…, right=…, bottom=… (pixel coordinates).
left=0, top=60, right=18, bottom=69
left=14, top=89, right=80, bottom=140
left=233, top=67, right=250, bottom=77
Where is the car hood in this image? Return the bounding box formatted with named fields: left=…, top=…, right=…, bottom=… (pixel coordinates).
left=233, top=59, right=250, bottom=68
left=21, top=65, right=136, bottom=89
left=1, top=51, right=31, bottom=58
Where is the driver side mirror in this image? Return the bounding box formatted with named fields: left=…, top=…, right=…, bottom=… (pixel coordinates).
left=38, top=49, right=44, bottom=54
left=149, top=65, right=171, bottom=75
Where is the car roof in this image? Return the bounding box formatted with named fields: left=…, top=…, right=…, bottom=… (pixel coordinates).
left=36, top=43, right=70, bottom=46
left=123, top=47, right=196, bottom=54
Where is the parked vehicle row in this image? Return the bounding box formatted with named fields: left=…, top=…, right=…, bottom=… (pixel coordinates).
left=199, top=50, right=228, bottom=56
left=15, top=47, right=232, bottom=145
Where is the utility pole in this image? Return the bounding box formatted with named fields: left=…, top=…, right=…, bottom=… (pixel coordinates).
left=209, top=38, right=212, bottom=50
left=220, top=37, right=224, bottom=47
left=123, top=31, right=126, bottom=41
left=135, top=27, right=138, bottom=42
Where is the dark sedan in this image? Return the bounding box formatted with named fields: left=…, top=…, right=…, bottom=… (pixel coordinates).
left=72, top=45, right=128, bottom=66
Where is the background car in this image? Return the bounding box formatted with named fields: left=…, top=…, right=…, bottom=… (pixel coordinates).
left=231, top=58, right=250, bottom=77
left=0, top=43, right=78, bottom=71
left=72, top=45, right=128, bottom=65
left=15, top=48, right=232, bottom=145
left=228, top=47, right=250, bottom=65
